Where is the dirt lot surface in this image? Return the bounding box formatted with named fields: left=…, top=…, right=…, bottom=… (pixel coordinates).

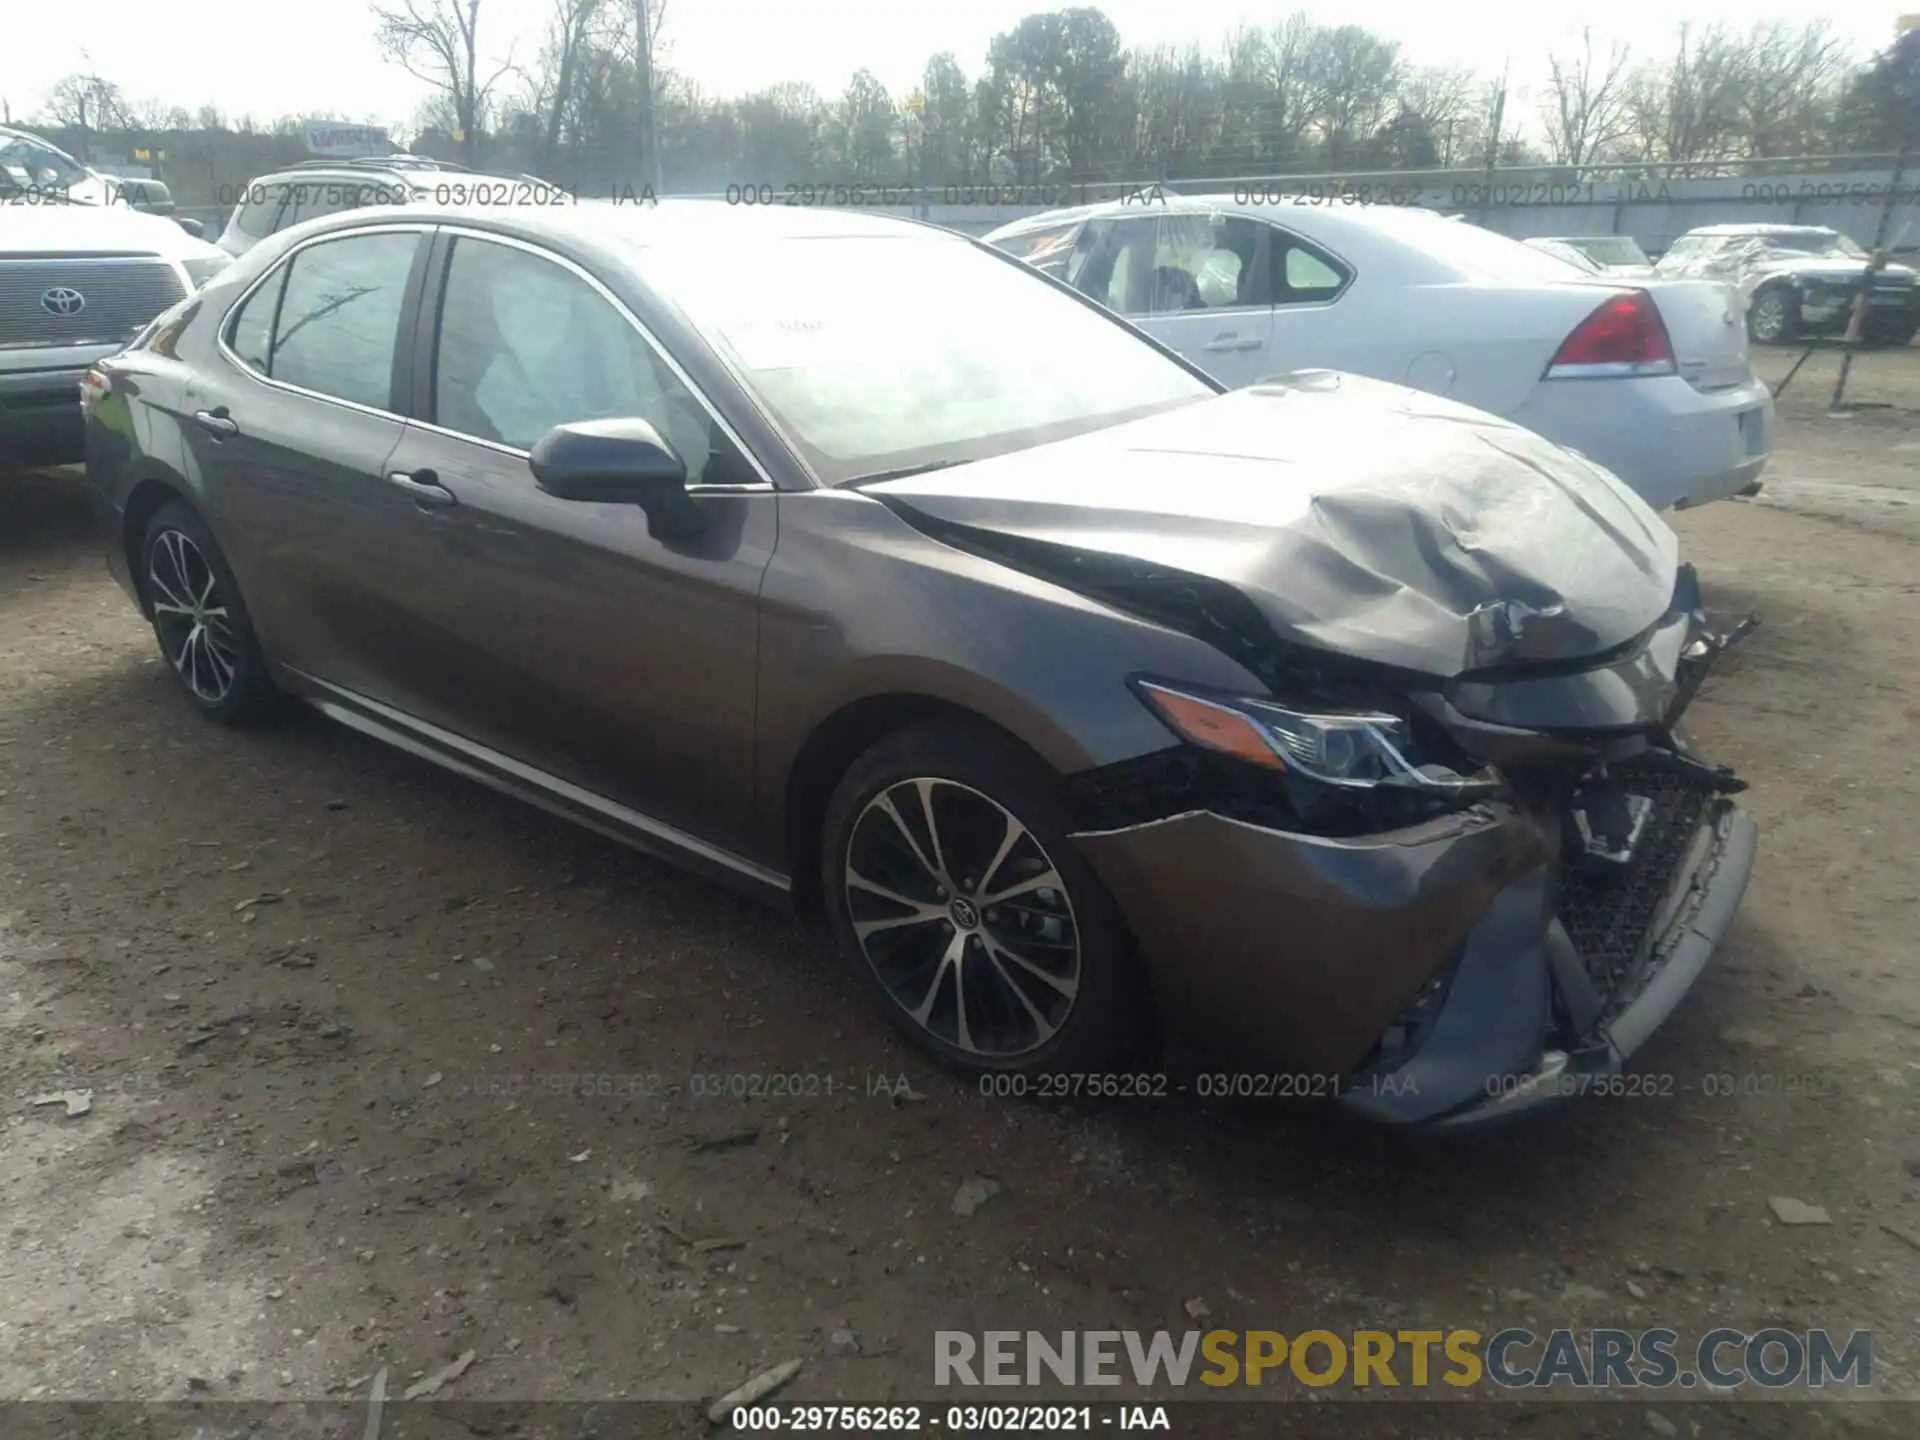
left=4, top=350, right=1920, bottom=1438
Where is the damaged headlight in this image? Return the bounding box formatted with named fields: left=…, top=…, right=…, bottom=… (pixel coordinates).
left=1134, top=679, right=1500, bottom=799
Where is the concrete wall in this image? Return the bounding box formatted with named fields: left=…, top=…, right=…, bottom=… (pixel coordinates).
left=167, top=165, right=1920, bottom=257
left=787, top=168, right=1920, bottom=255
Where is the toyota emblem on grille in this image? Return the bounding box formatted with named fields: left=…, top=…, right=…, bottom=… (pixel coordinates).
left=41, top=287, right=87, bottom=317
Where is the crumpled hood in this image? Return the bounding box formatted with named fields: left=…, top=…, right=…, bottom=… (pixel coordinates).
left=0, top=198, right=218, bottom=262
left=1748, top=257, right=1918, bottom=284
left=868, top=371, right=1680, bottom=679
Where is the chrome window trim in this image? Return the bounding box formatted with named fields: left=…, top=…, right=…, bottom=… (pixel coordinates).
left=1081, top=210, right=1285, bottom=320
left=1089, top=200, right=1361, bottom=310
left=1254, top=217, right=1357, bottom=309
left=215, top=221, right=432, bottom=424
left=423, top=224, right=777, bottom=491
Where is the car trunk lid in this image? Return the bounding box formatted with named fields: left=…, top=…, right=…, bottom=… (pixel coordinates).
left=1639, top=278, right=1753, bottom=392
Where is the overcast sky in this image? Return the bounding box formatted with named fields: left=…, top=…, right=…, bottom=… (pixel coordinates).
left=1, top=0, right=1905, bottom=133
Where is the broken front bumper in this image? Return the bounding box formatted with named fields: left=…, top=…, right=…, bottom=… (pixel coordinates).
left=1069, top=571, right=1758, bottom=1130
left=1073, top=782, right=1755, bottom=1129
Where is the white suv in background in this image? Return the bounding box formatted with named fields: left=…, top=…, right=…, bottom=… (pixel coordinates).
left=1, top=123, right=177, bottom=215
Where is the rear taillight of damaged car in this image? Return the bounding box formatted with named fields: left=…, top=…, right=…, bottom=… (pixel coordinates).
left=78, top=366, right=109, bottom=415
left=1544, top=290, right=1676, bottom=380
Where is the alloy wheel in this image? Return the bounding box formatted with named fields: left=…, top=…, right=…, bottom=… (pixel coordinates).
left=1750, top=293, right=1787, bottom=342
left=843, top=777, right=1081, bottom=1059
left=147, top=528, right=239, bottom=704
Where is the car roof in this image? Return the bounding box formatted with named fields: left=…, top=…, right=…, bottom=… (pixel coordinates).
left=988, top=190, right=1472, bottom=242
left=1682, top=224, right=1840, bottom=238
left=283, top=196, right=969, bottom=251
left=250, top=156, right=519, bottom=186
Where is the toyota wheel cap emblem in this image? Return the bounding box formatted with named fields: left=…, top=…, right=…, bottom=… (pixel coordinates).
left=42, top=287, right=86, bottom=316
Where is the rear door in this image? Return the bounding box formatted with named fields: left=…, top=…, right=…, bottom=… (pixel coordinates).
left=1259, top=222, right=1358, bottom=374
left=181, top=225, right=431, bottom=695
left=1071, top=213, right=1276, bottom=386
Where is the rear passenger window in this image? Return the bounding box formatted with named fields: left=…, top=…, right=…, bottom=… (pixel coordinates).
left=226, top=270, right=285, bottom=371
left=1271, top=232, right=1350, bottom=304
left=227, top=232, right=417, bottom=409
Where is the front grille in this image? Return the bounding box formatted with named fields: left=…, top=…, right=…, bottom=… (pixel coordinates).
left=0, top=256, right=186, bottom=349
left=1556, top=757, right=1713, bottom=1005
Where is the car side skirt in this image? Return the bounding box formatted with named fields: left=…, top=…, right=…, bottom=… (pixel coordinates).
left=285, top=670, right=792, bottom=906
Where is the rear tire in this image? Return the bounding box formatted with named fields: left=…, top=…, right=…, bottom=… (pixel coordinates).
left=821, top=721, right=1155, bottom=1077
left=140, top=502, right=281, bottom=725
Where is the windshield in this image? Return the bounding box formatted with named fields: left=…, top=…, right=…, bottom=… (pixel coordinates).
left=1525, top=239, right=1601, bottom=274
left=0, top=131, right=90, bottom=197
left=1756, top=230, right=1867, bottom=261
left=642, top=233, right=1215, bottom=484
left=1576, top=236, right=1649, bottom=267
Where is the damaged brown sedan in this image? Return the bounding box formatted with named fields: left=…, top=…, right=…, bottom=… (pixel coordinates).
left=81, top=201, right=1756, bottom=1128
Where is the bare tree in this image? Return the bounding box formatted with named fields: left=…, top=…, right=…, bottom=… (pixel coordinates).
left=1397, top=64, right=1476, bottom=167
left=1127, top=44, right=1223, bottom=176
left=1541, top=28, right=1634, bottom=166
left=1222, top=16, right=1318, bottom=169
left=1735, top=21, right=1850, bottom=157
left=43, top=73, right=132, bottom=159
left=1621, top=23, right=1746, bottom=164
left=1302, top=25, right=1401, bottom=165
left=372, top=0, right=515, bottom=163
left=519, top=0, right=609, bottom=169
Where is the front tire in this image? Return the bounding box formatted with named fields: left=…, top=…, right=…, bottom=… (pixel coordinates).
left=1746, top=288, right=1799, bottom=345
left=141, top=502, right=280, bottom=725
left=821, top=721, right=1154, bottom=1076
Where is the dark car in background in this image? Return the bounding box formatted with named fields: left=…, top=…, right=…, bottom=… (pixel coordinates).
left=1655, top=224, right=1920, bottom=346
left=79, top=201, right=1756, bottom=1129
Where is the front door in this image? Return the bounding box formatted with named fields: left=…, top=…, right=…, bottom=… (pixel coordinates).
left=371, top=231, right=777, bottom=849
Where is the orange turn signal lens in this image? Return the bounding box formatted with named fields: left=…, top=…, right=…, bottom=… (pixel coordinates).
left=1136, top=682, right=1286, bottom=771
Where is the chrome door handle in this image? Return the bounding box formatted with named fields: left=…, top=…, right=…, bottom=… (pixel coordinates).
left=1203, top=334, right=1261, bottom=353
left=388, top=470, right=456, bottom=507
left=192, top=408, right=239, bottom=438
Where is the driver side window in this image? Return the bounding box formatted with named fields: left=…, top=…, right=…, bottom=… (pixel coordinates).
left=430, top=237, right=749, bottom=485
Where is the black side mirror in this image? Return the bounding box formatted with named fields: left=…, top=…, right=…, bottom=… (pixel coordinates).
left=176, top=217, right=205, bottom=238
left=529, top=418, right=704, bottom=539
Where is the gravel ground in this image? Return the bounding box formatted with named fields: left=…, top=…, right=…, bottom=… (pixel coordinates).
left=3, top=369, right=1919, bottom=1437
